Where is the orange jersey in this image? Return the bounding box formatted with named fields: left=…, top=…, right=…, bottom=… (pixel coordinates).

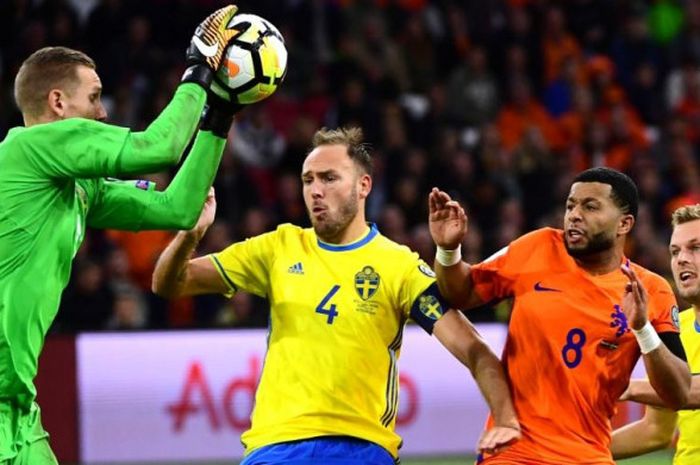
left=472, top=228, right=678, bottom=465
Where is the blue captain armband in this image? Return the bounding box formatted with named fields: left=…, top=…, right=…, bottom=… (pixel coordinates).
left=409, top=282, right=450, bottom=334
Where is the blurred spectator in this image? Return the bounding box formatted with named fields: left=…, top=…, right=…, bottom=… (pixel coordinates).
left=274, top=172, right=307, bottom=225
left=558, top=85, right=596, bottom=149
left=399, top=13, right=436, bottom=93
left=668, top=0, right=700, bottom=66
left=497, top=76, right=564, bottom=153
left=543, top=54, right=586, bottom=117
left=437, top=3, right=470, bottom=70
left=57, top=258, right=113, bottom=332
left=648, top=0, right=685, bottom=46
left=230, top=107, right=287, bottom=208
left=672, top=64, right=700, bottom=144
left=665, top=57, right=700, bottom=111
left=628, top=61, right=666, bottom=125
left=493, top=5, right=542, bottom=92
left=445, top=45, right=500, bottom=126
left=564, top=0, right=612, bottom=54
left=409, top=224, right=434, bottom=264
left=541, top=4, right=582, bottom=85
left=106, top=289, right=148, bottom=330
left=378, top=204, right=409, bottom=245
left=609, top=3, right=663, bottom=96
left=239, top=207, right=274, bottom=239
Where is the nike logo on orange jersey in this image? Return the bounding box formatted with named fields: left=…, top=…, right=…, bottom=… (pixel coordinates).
left=534, top=282, right=562, bottom=292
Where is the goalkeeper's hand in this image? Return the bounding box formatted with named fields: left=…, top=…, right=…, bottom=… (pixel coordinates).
left=181, top=5, right=240, bottom=89
left=200, top=92, right=244, bottom=138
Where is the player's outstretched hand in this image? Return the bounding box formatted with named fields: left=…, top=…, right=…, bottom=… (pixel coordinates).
left=428, top=187, right=468, bottom=249
left=191, top=187, right=217, bottom=237
left=182, top=5, right=240, bottom=88
left=621, top=264, right=649, bottom=330
left=477, top=424, right=521, bottom=456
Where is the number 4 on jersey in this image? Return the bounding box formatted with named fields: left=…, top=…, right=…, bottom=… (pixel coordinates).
left=316, top=285, right=340, bottom=324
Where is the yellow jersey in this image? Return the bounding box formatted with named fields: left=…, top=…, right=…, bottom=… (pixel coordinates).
left=209, top=223, right=448, bottom=458
left=676, top=308, right=700, bottom=465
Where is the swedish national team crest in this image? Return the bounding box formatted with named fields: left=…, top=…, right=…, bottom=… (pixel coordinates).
left=355, top=266, right=380, bottom=300
left=419, top=295, right=443, bottom=320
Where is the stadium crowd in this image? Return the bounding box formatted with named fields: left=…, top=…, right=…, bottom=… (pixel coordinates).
left=1, top=0, right=699, bottom=331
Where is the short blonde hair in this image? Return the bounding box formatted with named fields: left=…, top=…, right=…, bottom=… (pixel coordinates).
left=672, top=204, right=700, bottom=227
left=311, top=126, right=373, bottom=175
left=14, top=46, right=95, bottom=119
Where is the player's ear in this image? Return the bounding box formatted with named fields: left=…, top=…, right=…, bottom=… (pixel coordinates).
left=46, top=89, right=66, bottom=119
left=358, top=173, right=372, bottom=200
left=618, top=214, right=634, bottom=236
left=47, top=89, right=64, bottom=116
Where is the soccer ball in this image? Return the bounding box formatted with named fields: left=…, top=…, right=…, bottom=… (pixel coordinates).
left=211, top=13, right=288, bottom=105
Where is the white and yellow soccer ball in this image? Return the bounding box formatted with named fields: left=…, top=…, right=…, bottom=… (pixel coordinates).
left=211, top=13, right=288, bottom=105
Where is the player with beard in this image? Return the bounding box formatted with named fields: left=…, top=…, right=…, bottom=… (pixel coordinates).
left=151, top=126, right=521, bottom=465
left=429, top=166, right=690, bottom=465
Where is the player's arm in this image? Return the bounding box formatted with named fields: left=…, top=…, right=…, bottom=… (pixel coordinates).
left=151, top=188, right=230, bottom=298
left=116, top=4, right=240, bottom=174
left=30, top=6, right=240, bottom=179
left=622, top=376, right=700, bottom=409
left=23, top=85, right=205, bottom=179
left=87, top=130, right=226, bottom=231
left=621, top=265, right=691, bottom=409
left=432, top=310, right=520, bottom=454
left=610, top=406, right=677, bottom=459
left=429, top=188, right=485, bottom=309
left=116, top=4, right=241, bottom=176
left=115, top=84, right=205, bottom=174
left=640, top=336, right=691, bottom=410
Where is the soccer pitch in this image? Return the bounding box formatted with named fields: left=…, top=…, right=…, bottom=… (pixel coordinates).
left=107, top=450, right=672, bottom=465
left=401, top=450, right=672, bottom=464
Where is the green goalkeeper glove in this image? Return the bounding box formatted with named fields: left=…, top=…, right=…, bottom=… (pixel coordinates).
left=182, top=5, right=240, bottom=89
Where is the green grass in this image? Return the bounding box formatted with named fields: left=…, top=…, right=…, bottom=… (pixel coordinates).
left=618, top=450, right=675, bottom=464
left=83, top=450, right=674, bottom=465
left=400, top=450, right=673, bottom=464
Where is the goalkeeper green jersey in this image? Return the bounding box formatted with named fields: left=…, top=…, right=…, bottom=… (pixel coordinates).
left=0, top=120, right=136, bottom=409
left=0, top=83, right=207, bottom=415
left=0, top=83, right=220, bottom=461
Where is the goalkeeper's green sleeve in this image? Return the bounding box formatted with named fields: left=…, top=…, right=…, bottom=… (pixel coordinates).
left=86, top=130, right=225, bottom=231
left=15, top=84, right=206, bottom=179
left=117, top=83, right=206, bottom=174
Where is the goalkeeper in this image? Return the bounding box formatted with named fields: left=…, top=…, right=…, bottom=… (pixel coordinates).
left=0, top=5, right=242, bottom=464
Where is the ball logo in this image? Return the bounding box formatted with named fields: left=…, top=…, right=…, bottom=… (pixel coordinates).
left=225, top=59, right=240, bottom=77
